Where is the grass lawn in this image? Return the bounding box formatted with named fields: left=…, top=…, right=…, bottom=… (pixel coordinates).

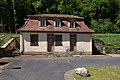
left=73, top=66, right=120, bottom=80
left=93, top=34, right=120, bottom=47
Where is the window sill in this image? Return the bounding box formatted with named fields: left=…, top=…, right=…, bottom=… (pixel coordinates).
left=30, top=45, right=39, bottom=46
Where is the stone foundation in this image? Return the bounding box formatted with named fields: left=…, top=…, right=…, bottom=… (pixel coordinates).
left=23, top=51, right=92, bottom=56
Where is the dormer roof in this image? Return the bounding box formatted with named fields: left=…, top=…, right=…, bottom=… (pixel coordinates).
left=28, top=14, right=84, bottom=20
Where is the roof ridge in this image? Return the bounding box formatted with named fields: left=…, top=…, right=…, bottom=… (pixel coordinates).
left=27, top=14, right=84, bottom=19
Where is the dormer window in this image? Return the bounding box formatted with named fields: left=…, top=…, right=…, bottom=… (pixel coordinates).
left=69, top=21, right=75, bottom=28
left=55, top=20, right=61, bottom=27
left=40, top=19, right=46, bottom=27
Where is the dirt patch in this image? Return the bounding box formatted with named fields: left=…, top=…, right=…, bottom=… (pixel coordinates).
left=0, top=62, right=9, bottom=74
left=110, top=48, right=120, bottom=54
left=0, top=62, right=9, bottom=66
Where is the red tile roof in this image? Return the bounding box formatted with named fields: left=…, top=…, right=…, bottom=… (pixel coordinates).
left=18, top=14, right=94, bottom=33
left=28, top=14, right=84, bottom=20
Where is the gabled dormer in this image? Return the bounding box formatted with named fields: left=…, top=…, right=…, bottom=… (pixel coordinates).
left=18, top=14, right=94, bottom=33
left=54, top=19, right=61, bottom=27
left=68, top=20, right=75, bottom=28
left=40, top=19, right=46, bottom=27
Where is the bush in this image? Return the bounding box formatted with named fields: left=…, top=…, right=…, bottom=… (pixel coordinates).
left=104, top=46, right=114, bottom=54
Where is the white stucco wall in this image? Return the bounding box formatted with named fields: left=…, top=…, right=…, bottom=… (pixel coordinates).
left=53, top=33, right=70, bottom=52
left=20, top=33, right=23, bottom=53
left=21, top=32, right=47, bottom=53
left=77, top=33, right=92, bottom=54
left=20, top=32, right=92, bottom=54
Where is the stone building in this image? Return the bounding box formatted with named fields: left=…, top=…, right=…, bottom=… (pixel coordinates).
left=18, top=14, right=94, bottom=54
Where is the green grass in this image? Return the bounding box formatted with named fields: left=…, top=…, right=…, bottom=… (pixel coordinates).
left=73, top=66, right=120, bottom=80
left=93, top=34, right=120, bottom=47
left=0, top=33, right=20, bottom=46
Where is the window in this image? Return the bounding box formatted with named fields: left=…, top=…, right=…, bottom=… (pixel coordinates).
left=41, top=19, right=46, bottom=27
left=70, top=34, right=76, bottom=38
left=30, top=34, right=38, bottom=46
left=47, top=33, right=54, bottom=38
left=55, top=35, right=62, bottom=46
left=70, top=21, right=75, bottom=28
left=55, top=20, right=61, bottom=27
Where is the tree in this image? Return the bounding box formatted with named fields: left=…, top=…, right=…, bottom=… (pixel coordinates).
left=6, top=0, right=15, bottom=33
left=89, top=0, right=119, bottom=22
left=33, top=0, right=59, bottom=14
left=0, top=0, right=119, bottom=33
left=0, top=0, right=7, bottom=32
left=58, top=0, right=78, bottom=14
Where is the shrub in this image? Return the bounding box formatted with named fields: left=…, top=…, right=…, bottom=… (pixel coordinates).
left=104, top=46, right=114, bottom=54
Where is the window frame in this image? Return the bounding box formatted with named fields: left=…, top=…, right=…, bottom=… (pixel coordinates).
left=69, top=21, right=75, bottom=28
left=55, top=35, right=62, bottom=46
left=40, top=19, right=46, bottom=27
left=30, top=34, right=39, bottom=46
left=70, top=34, right=76, bottom=38
left=55, top=20, right=61, bottom=27
left=47, top=33, right=54, bottom=39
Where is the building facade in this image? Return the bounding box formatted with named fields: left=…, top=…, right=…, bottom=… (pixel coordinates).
left=18, top=14, right=94, bottom=55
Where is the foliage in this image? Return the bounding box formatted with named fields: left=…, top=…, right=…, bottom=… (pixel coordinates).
left=0, top=0, right=120, bottom=33
left=6, top=0, right=15, bottom=33
left=91, top=19, right=119, bottom=33
left=0, top=33, right=19, bottom=46
left=93, top=34, right=120, bottom=54
left=73, top=66, right=120, bottom=80
left=58, top=0, right=78, bottom=14
left=93, top=34, right=120, bottom=47
left=104, top=46, right=114, bottom=54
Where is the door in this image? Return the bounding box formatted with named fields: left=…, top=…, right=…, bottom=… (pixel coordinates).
left=70, top=34, right=76, bottom=51
left=47, top=34, right=54, bottom=52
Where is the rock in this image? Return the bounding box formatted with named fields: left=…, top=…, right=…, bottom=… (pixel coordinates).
left=0, top=70, right=2, bottom=74
left=73, top=55, right=82, bottom=57
left=75, top=67, right=91, bottom=77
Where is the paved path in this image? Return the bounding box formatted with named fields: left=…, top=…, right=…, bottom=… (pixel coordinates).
left=108, top=54, right=120, bottom=57
left=0, top=57, right=120, bottom=80
left=64, top=69, right=76, bottom=80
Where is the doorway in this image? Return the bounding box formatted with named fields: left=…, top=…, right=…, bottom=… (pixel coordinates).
left=47, top=33, right=54, bottom=52
left=70, top=34, right=76, bottom=51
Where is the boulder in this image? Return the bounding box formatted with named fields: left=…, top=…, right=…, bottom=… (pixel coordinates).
left=75, top=67, right=91, bottom=77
